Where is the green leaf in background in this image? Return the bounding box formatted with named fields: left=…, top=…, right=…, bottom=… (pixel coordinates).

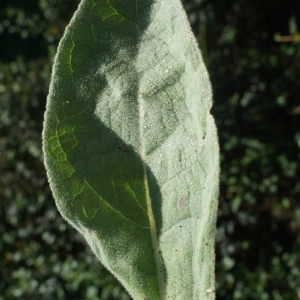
left=42, top=0, right=219, bottom=299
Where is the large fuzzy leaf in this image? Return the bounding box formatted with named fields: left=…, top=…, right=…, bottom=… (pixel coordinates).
left=43, top=0, right=219, bottom=299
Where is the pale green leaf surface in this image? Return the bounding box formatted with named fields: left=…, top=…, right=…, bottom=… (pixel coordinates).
left=43, top=0, right=219, bottom=299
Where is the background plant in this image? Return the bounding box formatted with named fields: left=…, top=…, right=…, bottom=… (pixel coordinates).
left=1, top=0, right=299, bottom=299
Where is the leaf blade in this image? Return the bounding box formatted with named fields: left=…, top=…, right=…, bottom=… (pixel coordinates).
left=43, top=0, right=219, bottom=299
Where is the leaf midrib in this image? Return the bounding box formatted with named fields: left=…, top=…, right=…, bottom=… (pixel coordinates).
left=137, top=92, right=166, bottom=298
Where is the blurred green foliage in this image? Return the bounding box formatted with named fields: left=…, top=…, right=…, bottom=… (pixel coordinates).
left=0, top=0, right=299, bottom=299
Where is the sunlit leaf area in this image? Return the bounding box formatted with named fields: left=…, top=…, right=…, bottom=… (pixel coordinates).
left=1, top=0, right=299, bottom=299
